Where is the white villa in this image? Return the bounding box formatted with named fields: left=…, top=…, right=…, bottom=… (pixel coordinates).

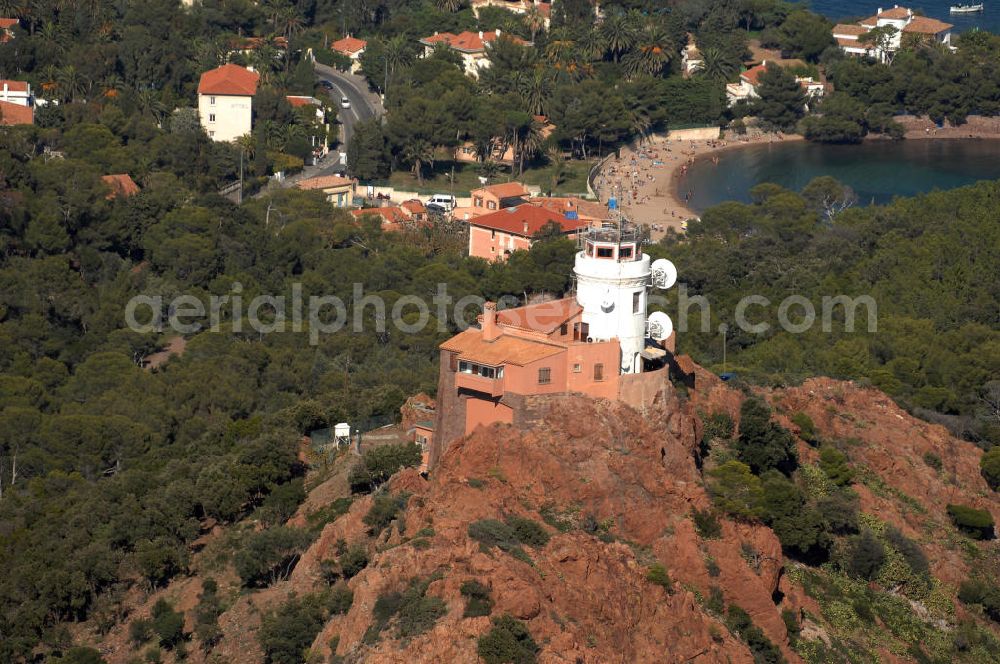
left=197, top=64, right=259, bottom=142
left=725, top=62, right=825, bottom=107
left=0, top=80, right=31, bottom=106
left=331, top=35, right=366, bottom=73
left=418, top=29, right=531, bottom=78
left=833, top=5, right=953, bottom=62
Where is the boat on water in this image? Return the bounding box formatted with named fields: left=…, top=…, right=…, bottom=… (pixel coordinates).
left=950, top=3, right=985, bottom=13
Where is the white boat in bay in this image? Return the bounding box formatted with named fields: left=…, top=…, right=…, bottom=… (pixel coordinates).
left=950, top=3, right=984, bottom=13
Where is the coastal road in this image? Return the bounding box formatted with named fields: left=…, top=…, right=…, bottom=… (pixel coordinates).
left=314, top=63, right=382, bottom=155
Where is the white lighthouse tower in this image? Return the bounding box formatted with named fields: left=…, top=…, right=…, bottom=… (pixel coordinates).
left=573, top=215, right=652, bottom=375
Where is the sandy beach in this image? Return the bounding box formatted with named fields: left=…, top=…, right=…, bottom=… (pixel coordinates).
left=594, top=115, right=1000, bottom=240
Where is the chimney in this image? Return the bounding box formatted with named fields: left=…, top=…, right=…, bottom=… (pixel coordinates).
left=496, top=28, right=501, bottom=37
left=523, top=221, right=529, bottom=234
left=878, top=7, right=883, bottom=14
left=482, top=302, right=500, bottom=340
left=478, top=30, right=484, bottom=39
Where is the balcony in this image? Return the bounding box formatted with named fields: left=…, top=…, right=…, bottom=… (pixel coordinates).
left=455, top=371, right=505, bottom=397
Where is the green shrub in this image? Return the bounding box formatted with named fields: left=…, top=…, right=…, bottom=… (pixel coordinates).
left=349, top=443, right=423, bottom=493
left=50, top=647, right=107, bottom=664
left=735, top=398, right=798, bottom=475
left=947, top=504, right=995, bottom=540
left=646, top=563, right=673, bottom=592
left=136, top=538, right=188, bottom=588
left=724, top=605, right=783, bottom=663
left=460, top=580, right=494, bottom=618
left=701, top=411, right=735, bottom=449
left=707, top=460, right=764, bottom=520
left=791, top=412, right=818, bottom=445
left=477, top=614, right=539, bottom=664
left=692, top=508, right=723, bottom=539
left=818, top=446, right=854, bottom=486
left=980, top=447, right=1000, bottom=490
left=846, top=529, right=886, bottom=580
left=150, top=599, right=184, bottom=649
left=259, top=593, right=327, bottom=664
left=339, top=543, right=370, bottom=579
left=923, top=451, right=943, bottom=471
left=958, top=579, right=1000, bottom=622
left=506, top=516, right=550, bottom=547
left=705, top=556, right=721, bottom=577
left=328, top=584, right=354, bottom=615
left=306, top=497, right=353, bottom=534
left=363, top=492, right=409, bottom=536
left=234, top=526, right=311, bottom=587
left=129, top=618, right=153, bottom=645
left=367, top=577, right=447, bottom=641
left=258, top=478, right=306, bottom=526
left=885, top=526, right=929, bottom=578
left=194, top=577, right=224, bottom=649
left=706, top=586, right=725, bottom=614
left=782, top=608, right=801, bottom=644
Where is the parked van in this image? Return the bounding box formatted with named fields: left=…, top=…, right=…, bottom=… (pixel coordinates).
left=427, top=194, right=456, bottom=212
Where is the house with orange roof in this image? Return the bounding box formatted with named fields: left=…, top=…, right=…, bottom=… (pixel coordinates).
left=331, top=35, right=367, bottom=73
left=197, top=64, right=260, bottom=142
left=527, top=196, right=610, bottom=224
left=101, top=174, right=140, bottom=200
left=351, top=206, right=412, bottom=231
left=0, top=80, right=30, bottom=106
left=834, top=5, right=952, bottom=62
left=286, top=95, right=326, bottom=121
left=400, top=199, right=428, bottom=222
left=0, top=18, right=17, bottom=43
left=467, top=204, right=591, bottom=261
left=0, top=99, right=32, bottom=126
left=725, top=61, right=825, bottom=107
left=297, top=174, right=357, bottom=207
left=419, top=29, right=531, bottom=77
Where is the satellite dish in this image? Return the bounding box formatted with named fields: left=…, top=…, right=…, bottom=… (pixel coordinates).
left=651, top=259, right=677, bottom=289
left=647, top=311, right=673, bottom=341
left=601, top=290, right=615, bottom=312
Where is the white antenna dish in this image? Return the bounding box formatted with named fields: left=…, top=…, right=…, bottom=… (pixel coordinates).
left=651, top=259, right=677, bottom=289
left=646, top=311, right=673, bottom=342
left=600, top=291, right=615, bottom=312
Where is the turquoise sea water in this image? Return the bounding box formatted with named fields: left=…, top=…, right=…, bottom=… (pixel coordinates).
left=806, top=0, right=1000, bottom=34
left=681, top=139, right=1000, bottom=212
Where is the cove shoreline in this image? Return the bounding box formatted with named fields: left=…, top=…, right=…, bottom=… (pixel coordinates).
left=600, top=115, right=1000, bottom=238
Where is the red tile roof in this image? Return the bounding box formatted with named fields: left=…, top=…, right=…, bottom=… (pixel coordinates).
left=876, top=6, right=912, bottom=19
left=527, top=196, right=609, bottom=222
left=0, top=18, right=17, bottom=29
left=741, top=63, right=768, bottom=86
left=352, top=206, right=409, bottom=225
left=0, top=80, right=28, bottom=93
left=401, top=199, right=426, bottom=215
left=101, top=174, right=140, bottom=199
left=469, top=204, right=590, bottom=238
left=197, top=64, right=259, bottom=96
left=496, top=298, right=581, bottom=334
left=297, top=175, right=355, bottom=190
left=475, top=181, right=530, bottom=199
left=0, top=99, right=32, bottom=125
left=832, top=24, right=866, bottom=36
left=903, top=16, right=952, bottom=34
left=440, top=327, right=564, bottom=366
left=286, top=95, right=321, bottom=107
left=420, top=30, right=528, bottom=53
left=332, top=35, right=366, bottom=54
left=235, top=36, right=288, bottom=50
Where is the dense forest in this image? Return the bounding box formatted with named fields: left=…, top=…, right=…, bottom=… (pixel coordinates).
left=657, top=179, right=1000, bottom=444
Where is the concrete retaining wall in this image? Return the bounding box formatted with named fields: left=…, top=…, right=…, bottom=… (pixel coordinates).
left=663, top=127, right=721, bottom=142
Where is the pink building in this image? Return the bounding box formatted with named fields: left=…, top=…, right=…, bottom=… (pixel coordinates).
left=467, top=204, right=590, bottom=261
left=431, top=222, right=683, bottom=467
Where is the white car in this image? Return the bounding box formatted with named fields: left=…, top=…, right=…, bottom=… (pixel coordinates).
left=427, top=194, right=456, bottom=212
left=340, top=97, right=351, bottom=108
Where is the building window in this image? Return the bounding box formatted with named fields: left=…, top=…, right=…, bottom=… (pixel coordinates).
left=596, top=246, right=614, bottom=258
left=633, top=291, right=641, bottom=313
left=449, top=352, right=458, bottom=372
left=208, top=113, right=216, bottom=122
left=620, top=246, right=633, bottom=259
left=490, top=246, right=495, bottom=253
left=572, top=363, right=582, bottom=373
left=538, top=367, right=551, bottom=384
left=487, top=201, right=497, bottom=209
left=491, top=229, right=496, bottom=239
left=559, top=323, right=568, bottom=336
left=208, top=131, right=215, bottom=137
left=594, top=363, right=604, bottom=381
left=474, top=196, right=483, bottom=207
left=210, top=96, right=216, bottom=105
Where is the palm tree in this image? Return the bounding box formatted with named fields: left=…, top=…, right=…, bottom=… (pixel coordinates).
left=382, top=35, right=412, bottom=100
left=275, top=6, right=304, bottom=70
left=236, top=133, right=256, bottom=205
left=622, top=25, right=672, bottom=79
left=576, top=28, right=606, bottom=62
left=518, top=69, right=551, bottom=116
left=523, top=5, right=546, bottom=43
left=545, top=28, right=575, bottom=65
left=434, top=0, right=463, bottom=12
left=600, top=10, right=636, bottom=63
left=56, top=65, right=85, bottom=103
left=136, top=89, right=167, bottom=125
left=403, top=139, right=434, bottom=185
left=698, top=47, right=738, bottom=82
